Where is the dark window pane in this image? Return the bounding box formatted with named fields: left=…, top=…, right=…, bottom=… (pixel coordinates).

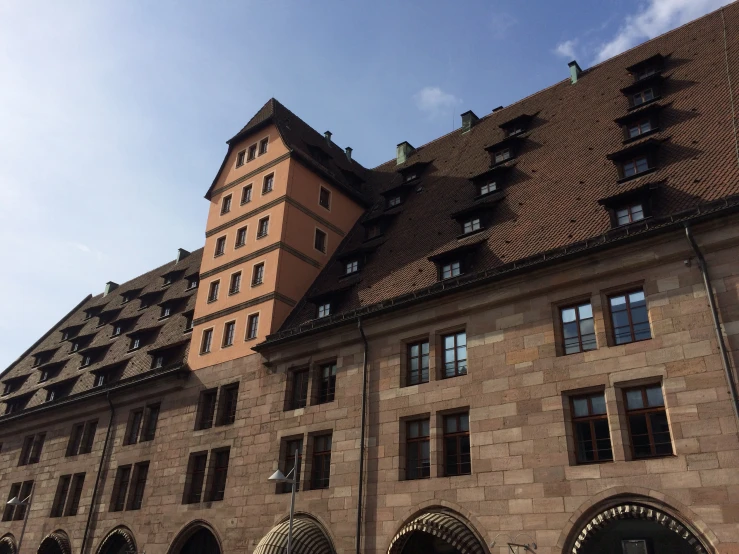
left=593, top=419, right=614, bottom=461
left=646, top=386, right=664, bottom=407
left=575, top=421, right=595, bottom=463
left=590, top=395, right=607, bottom=415
left=626, top=389, right=644, bottom=410
left=572, top=398, right=589, bottom=418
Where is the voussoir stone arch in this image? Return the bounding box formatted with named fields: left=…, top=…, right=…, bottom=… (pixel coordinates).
left=166, top=519, right=223, bottom=554
left=0, top=534, right=17, bottom=554
left=95, top=526, right=137, bottom=554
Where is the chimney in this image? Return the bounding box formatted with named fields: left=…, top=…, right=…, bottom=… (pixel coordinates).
left=492, top=106, right=504, bottom=113
left=568, top=60, right=582, bottom=84
left=345, top=147, right=353, bottom=162
left=396, top=141, right=415, bottom=165
left=176, top=248, right=190, bottom=264
left=461, top=111, right=479, bottom=132
left=104, top=281, right=119, bottom=297
left=324, top=131, right=332, bottom=146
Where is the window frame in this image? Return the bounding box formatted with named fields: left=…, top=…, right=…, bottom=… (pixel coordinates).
left=623, top=384, right=673, bottom=459
left=559, top=302, right=597, bottom=355
left=570, top=392, right=613, bottom=464
left=319, top=186, right=331, bottom=210
left=216, top=383, right=239, bottom=426
left=317, top=303, right=331, bottom=318
left=345, top=260, right=359, bottom=275
left=615, top=203, right=645, bottom=226
left=247, top=144, right=257, bottom=161
left=314, top=228, right=327, bottom=253
left=235, top=150, right=246, bottom=167
left=262, top=173, right=274, bottom=195
left=441, top=331, right=467, bottom=379
left=220, top=194, right=232, bottom=215
left=442, top=413, right=471, bottom=477
left=280, top=438, right=303, bottom=493
left=289, top=369, right=310, bottom=410
left=441, top=261, right=462, bottom=280
left=214, top=236, right=226, bottom=257
left=258, top=137, right=269, bottom=156
left=406, top=340, right=430, bottom=386
left=246, top=313, right=259, bottom=340
left=607, top=288, right=651, bottom=346
left=228, top=271, right=242, bottom=295
left=251, top=262, right=265, bottom=286
left=235, top=226, right=247, bottom=248
left=207, top=280, right=220, bottom=303
left=127, top=462, right=149, bottom=511
left=183, top=451, right=208, bottom=504
left=206, top=448, right=230, bottom=502
left=405, top=418, right=430, bottom=480
left=310, top=434, right=332, bottom=490
left=222, top=320, right=236, bottom=348
left=195, top=388, right=218, bottom=430
left=317, top=362, right=337, bottom=404
left=200, top=328, right=214, bottom=354
left=241, top=184, right=253, bottom=205
left=256, top=216, right=270, bottom=238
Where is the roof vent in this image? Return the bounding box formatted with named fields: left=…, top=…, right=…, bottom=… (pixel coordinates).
left=345, top=147, right=353, bottom=162
left=324, top=131, right=332, bottom=146
left=461, top=111, right=479, bottom=132
left=568, top=60, right=582, bottom=84
left=104, top=281, right=119, bottom=297
left=492, top=106, right=504, bottom=113
left=176, top=248, right=190, bottom=264
left=396, top=141, right=416, bottom=165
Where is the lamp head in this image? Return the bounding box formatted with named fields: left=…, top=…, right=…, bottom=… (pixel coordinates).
left=268, top=469, right=288, bottom=483
left=6, top=497, right=23, bottom=507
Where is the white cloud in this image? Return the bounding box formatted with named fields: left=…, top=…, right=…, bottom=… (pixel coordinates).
left=594, top=0, right=733, bottom=63
left=554, top=39, right=578, bottom=60
left=413, top=87, right=461, bottom=117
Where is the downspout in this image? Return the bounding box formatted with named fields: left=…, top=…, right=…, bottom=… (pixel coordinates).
left=356, top=319, right=369, bottom=554
left=81, top=393, right=116, bottom=554
left=684, top=224, right=739, bottom=426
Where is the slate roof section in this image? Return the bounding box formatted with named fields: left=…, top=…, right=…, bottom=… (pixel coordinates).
left=271, top=4, right=739, bottom=338
left=0, top=249, right=203, bottom=416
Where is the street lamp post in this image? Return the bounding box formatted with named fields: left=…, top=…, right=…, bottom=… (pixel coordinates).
left=6, top=484, right=34, bottom=554
left=268, top=448, right=299, bottom=554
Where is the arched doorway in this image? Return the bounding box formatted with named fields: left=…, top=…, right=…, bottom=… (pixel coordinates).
left=567, top=503, right=711, bottom=554
left=168, top=522, right=221, bottom=554
left=254, top=515, right=335, bottom=554
left=37, top=531, right=71, bottom=554
left=388, top=510, right=487, bottom=554
left=97, top=527, right=136, bottom=554
left=0, top=534, right=17, bottom=554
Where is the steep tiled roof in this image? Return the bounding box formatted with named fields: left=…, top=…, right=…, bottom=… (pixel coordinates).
left=270, top=4, right=739, bottom=338
left=0, top=249, right=202, bottom=416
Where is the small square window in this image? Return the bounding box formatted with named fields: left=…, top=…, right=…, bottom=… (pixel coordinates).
left=317, top=303, right=331, bottom=318
left=441, top=261, right=461, bottom=279
left=345, top=260, right=359, bottom=275
left=207, top=280, right=220, bottom=303
left=621, top=156, right=650, bottom=178
left=247, top=144, right=257, bottom=161
left=258, top=138, right=268, bottom=155
left=462, top=219, right=481, bottom=234
left=236, top=150, right=246, bottom=167
left=187, top=275, right=199, bottom=289
left=257, top=217, right=269, bottom=238
left=220, top=195, right=232, bottom=215
left=388, top=196, right=402, bottom=208
left=632, top=88, right=655, bottom=107
left=246, top=314, right=259, bottom=340
left=319, top=187, right=331, bottom=209
left=214, top=236, right=226, bottom=257
left=200, top=329, right=213, bottom=354
left=222, top=321, right=236, bottom=347
left=615, top=204, right=645, bottom=225
left=479, top=181, right=496, bottom=196
left=160, top=304, right=171, bottom=318
left=262, top=174, right=274, bottom=194
left=241, top=184, right=252, bottom=205
left=314, top=229, right=327, bottom=253
left=252, top=263, right=264, bottom=286
left=494, top=148, right=511, bottom=164
left=627, top=119, right=653, bottom=139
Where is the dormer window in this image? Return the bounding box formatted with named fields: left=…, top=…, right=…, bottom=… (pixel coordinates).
left=160, top=304, right=172, bottom=319
left=186, top=274, right=199, bottom=290
left=112, top=324, right=122, bottom=337
left=130, top=337, right=141, bottom=351
left=441, top=262, right=461, bottom=279
left=2, top=377, right=24, bottom=396
left=627, top=53, right=666, bottom=82
left=494, top=148, right=511, bottom=164
left=94, top=373, right=106, bottom=387
left=500, top=113, right=535, bottom=137
left=608, top=138, right=660, bottom=182
left=184, top=311, right=194, bottom=333
left=81, top=354, right=92, bottom=367
left=462, top=219, right=481, bottom=235
left=404, top=172, right=417, bottom=182
left=152, top=355, right=165, bottom=369
left=627, top=119, right=653, bottom=139
left=317, top=303, right=331, bottom=318
left=366, top=223, right=381, bottom=240
left=32, top=352, right=50, bottom=368
left=346, top=260, right=359, bottom=275
left=162, top=274, right=174, bottom=287
left=616, top=203, right=645, bottom=225
left=39, top=365, right=62, bottom=383
left=622, top=156, right=650, bottom=178
left=45, top=379, right=75, bottom=402
left=387, top=196, right=402, bottom=208
left=634, top=67, right=656, bottom=81
left=479, top=181, right=497, bottom=197
left=71, top=341, right=80, bottom=353
left=631, top=88, right=655, bottom=107
left=220, top=194, right=232, bottom=215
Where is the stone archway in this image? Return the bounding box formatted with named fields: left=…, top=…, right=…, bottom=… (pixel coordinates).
left=0, top=534, right=17, bottom=554
left=38, top=531, right=71, bottom=554
left=388, top=509, right=488, bottom=554
left=168, top=521, right=222, bottom=554
left=253, top=515, right=335, bottom=554
left=96, top=527, right=137, bottom=554
left=566, top=502, right=712, bottom=554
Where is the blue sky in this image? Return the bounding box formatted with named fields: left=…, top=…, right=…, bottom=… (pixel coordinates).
left=0, top=0, right=732, bottom=369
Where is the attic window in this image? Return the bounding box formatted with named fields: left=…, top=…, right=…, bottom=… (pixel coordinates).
left=187, top=274, right=199, bottom=290
left=462, top=219, right=481, bottom=235
left=2, top=378, right=22, bottom=396
left=162, top=273, right=175, bottom=287
left=479, top=181, right=497, bottom=196
left=39, top=365, right=62, bottom=383
left=626, top=119, right=653, bottom=139
left=317, top=303, right=331, bottom=318
left=130, top=336, right=142, bottom=351
left=259, top=138, right=269, bottom=155
left=404, top=172, right=418, bottom=182
left=112, top=324, right=123, bottom=337
left=366, top=223, right=381, bottom=240
left=616, top=203, right=645, bottom=225
left=387, top=195, right=402, bottom=208
left=32, top=352, right=50, bottom=368
left=236, top=150, right=246, bottom=167
left=441, top=262, right=462, bottom=280
left=345, top=260, right=359, bottom=275
left=622, top=156, right=650, bottom=178
left=160, top=304, right=172, bottom=319
left=494, top=148, right=511, bottom=164
left=81, top=354, right=92, bottom=368
left=607, top=138, right=660, bottom=182
left=247, top=144, right=257, bottom=161
left=631, top=88, right=655, bottom=107
left=627, top=53, right=666, bottom=81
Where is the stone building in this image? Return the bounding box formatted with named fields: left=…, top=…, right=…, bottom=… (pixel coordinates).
left=2, top=5, right=739, bottom=554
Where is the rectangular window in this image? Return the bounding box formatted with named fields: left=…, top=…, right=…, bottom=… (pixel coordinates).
left=282, top=439, right=303, bottom=493
left=561, top=303, right=597, bottom=355
left=12, top=481, right=32, bottom=521
left=196, top=389, right=218, bottom=430
left=110, top=466, right=131, bottom=512
left=494, top=148, right=511, bottom=164
left=257, top=217, right=269, bottom=238
left=622, top=540, right=649, bottom=554
left=622, top=156, right=650, bottom=178
left=216, top=383, right=239, bottom=426
left=2, top=483, right=20, bottom=521
left=247, top=144, right=257, bottom=161
left=627, top=119, right=652, bottom=138
left=125, top=409, right=144, bottom=445
left=184, top=312, right=194, bottom=332
left=346, top=260, right=359, bottom=274
left=246, top=313, right=259, bottom=340
left=51, top=475, right=71, bottom=517
left=66, top=423, right=85, bottom=457
left=571, top=393, right=613, bottom=463
left=311, top=434, right=332, bottom=490
left=314, top=229, right=327, bottom=253
left=406, top=419, right=430, bottom=480
left=632, top=88, right=655, bottom=106
left=258, top=137, right=269, bottom=155
left=318, top=363, right=337, bottom=404
left=187, top=274, right=199, bottom=289
left=241, top=184, right=252, bottom=204
left=201, top=328, right=213, bottom=354
left=262, top=173, right=274, bottom=194
left=443, top=413, right=471, bottom=476
left=18, top=435, right=33, bottom=466
left=214, top=236, right=226, bottom=257
left=388, top=196, right=401, bottom=208
left=160, top=304, right=172, bottom=318
left=609, top=289, right=651, bottom=344
left=407, top=341, right=430, bottom=386
left=79, top=420, right=97, bottom=454
left=442, top=332, right=467, bottom=378
left=616, top=204, right=645, bottom=225
left=236, top=150, right=246, bottom=167
left=140, top=403, right=160, bottom=442
left=441, top=261, right=461, bottom=279
left=220, top=194, right=232, bottom=215
left=252, top=263, right=265, bottom=286
left=68, top=420, right=98, bottom=455
left=206, top=448, right=230, bottom=501
left=317, top=303, right=330, bottom=318
left=480, top=182, right=496, bottom=196
left=290, top=369, right=309, bottom=410
left=235, top=226, right=247, bottom=248
left=64, top=473, right=85, bottom=516
left=27, top=433, right=45, bottom=464
left=127, top=462, right=149, bottom=510
left=319, top=186, right=331, bottom=209
left=207, top=280, right=219, bottom=303
left=222, top=321, right=236, bottom=347
left=625, top=384, right=672, bottom=458
left=463, top=219, right=481, bottom=234
left=229, top=272, right=241, bottom=295
left=184, top=452, right=208, bottom=504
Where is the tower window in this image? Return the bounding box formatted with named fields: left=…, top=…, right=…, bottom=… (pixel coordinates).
left=247, top=144, right=257, bottom=161
left=220, top=194, right=232, bottom=215
left=257, top=217, right=269, bottom=238
left=319, top=186, right=331, bottom=209
left=214, top=236, right=226, bottom=257
left=236, top=150, right=246, bottom=167
left=241, top=184, right=252, bottom=205
left=251, top=263, right=264, bottom=286
left=314, top=229, right=327, bottom=253
left=262, top=173, right=274, bottom=194
left=258, top=138, right=269, bottom=155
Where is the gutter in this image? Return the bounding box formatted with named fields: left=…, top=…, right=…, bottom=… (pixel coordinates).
left=684, top=224, right=739, bottom=426
left=356, top=319, right=369, bottom=554
left=80, top=393, right=115, bottom=554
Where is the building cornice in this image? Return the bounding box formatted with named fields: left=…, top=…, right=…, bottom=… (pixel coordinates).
left=193, top=292, right=297, bottom=327
left=200, top=241, right=321, bottom=280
